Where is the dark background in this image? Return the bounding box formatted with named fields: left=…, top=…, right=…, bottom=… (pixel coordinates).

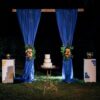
left=0, top=0, right=99, bottom=81
left=0, top=0, right=97, bottom=8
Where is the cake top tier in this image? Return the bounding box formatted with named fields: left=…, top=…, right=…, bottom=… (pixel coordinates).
left=45, top=54, right=50, bottom=59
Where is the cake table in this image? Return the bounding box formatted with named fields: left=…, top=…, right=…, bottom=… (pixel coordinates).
left=41, top=66, right=56, bottom=78
left=41, top=54, right=56, bottom=78
left=41, top=54, right=57, bottom=95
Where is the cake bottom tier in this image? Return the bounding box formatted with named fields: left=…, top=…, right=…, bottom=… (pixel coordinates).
left=43, top=63, right=52, bottom=68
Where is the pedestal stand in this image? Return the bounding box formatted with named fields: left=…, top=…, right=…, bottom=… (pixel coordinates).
left=41, top=67, right=58, bottom=95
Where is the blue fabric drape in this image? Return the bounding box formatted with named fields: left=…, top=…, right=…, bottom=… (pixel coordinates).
left=17, top=9, right=41, bottom=82
left=56, top=9, right=77, bottom=82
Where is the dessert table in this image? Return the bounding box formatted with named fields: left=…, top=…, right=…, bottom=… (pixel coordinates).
left=2, top=59, right=15, bottom=83
left=84, top=59, right=96, bottom=82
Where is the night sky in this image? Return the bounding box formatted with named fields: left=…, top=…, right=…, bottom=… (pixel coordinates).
left=0, top=1, right=99, bottom=81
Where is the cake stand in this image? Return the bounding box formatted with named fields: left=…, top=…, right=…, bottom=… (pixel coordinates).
left=41, top=65, right=58, bottom=95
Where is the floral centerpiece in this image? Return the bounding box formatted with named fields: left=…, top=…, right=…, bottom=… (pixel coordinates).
left=25, top=45, right=36, bottom=59
left=86, top=52, right=93, bottom=59
left=6, top=53, right=11, bottom=59
left=61, top=45, right=74, bottom=60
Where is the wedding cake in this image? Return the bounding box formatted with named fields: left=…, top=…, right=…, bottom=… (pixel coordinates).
left=41, top=54, right=55, bottom=68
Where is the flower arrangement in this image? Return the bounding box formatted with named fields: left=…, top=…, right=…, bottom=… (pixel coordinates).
left=60, top=45, right=74, bottom=60
left=25, top=45, right=36, bottom=59
left=6, top=53, right=11, bottom=59
left=86, top=52, right=93, bottom=59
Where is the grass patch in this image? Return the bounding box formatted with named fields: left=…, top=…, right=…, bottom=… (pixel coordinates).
left=0, top=70, right=100, bottom=100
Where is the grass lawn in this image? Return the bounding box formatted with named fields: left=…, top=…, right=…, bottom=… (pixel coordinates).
left=0, top=70, right=100, bottom=100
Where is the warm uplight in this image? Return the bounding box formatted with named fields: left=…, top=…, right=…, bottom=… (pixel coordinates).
left=41, top=9, right=56, bottom=12
left=78, top=8, right=84, bottom=12
left=12, top=9, right=16, bottom=12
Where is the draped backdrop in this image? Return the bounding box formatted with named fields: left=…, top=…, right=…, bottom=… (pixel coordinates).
left=17, top=9, right=41, bottom=82
left=16, top=9, right=77, bottom=83
left=56, top=9, right=77, bottom=82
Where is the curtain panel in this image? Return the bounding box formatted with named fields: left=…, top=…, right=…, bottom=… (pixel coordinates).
left=17, top=9, right=41, bottom=82
left=56, top=9, right=77, bottom=82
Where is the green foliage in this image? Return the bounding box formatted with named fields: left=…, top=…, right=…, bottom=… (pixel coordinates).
left=60, top=45, right=66, bottom=56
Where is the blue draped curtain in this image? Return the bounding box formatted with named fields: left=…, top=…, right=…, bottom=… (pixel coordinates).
left=17, top=9, right=41, bottom=82
left=56, top=9, right=77, bottom=82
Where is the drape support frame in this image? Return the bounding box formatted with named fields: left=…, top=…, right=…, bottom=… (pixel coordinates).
left=12, top=8, right=84, bottom=13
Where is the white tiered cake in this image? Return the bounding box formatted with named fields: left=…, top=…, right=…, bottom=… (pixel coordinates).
left=41, top=54, right=55, bottom=69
